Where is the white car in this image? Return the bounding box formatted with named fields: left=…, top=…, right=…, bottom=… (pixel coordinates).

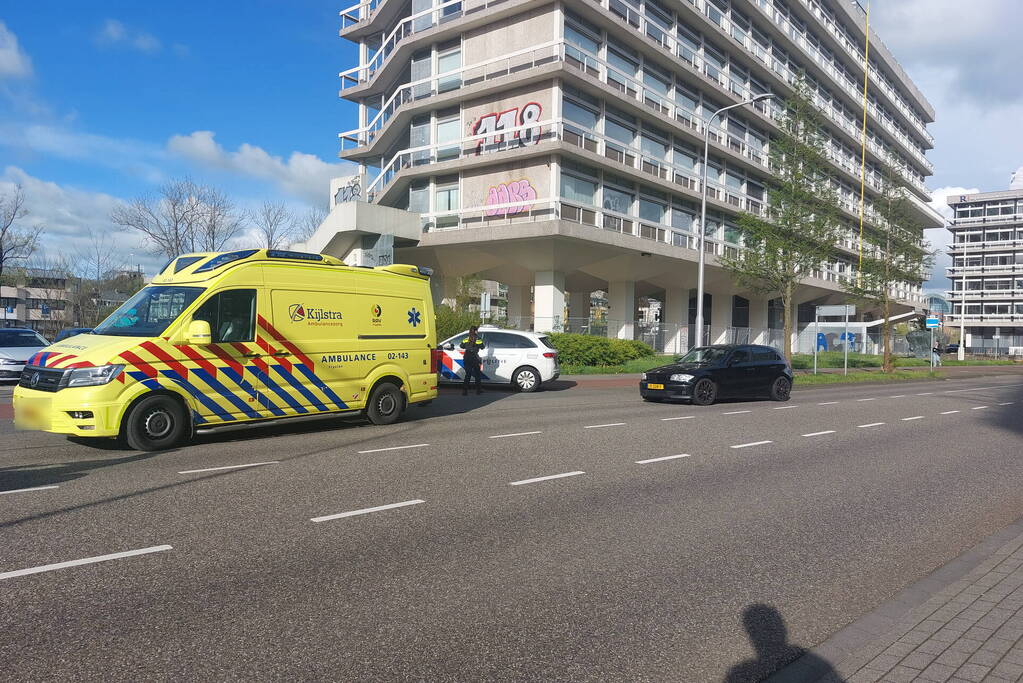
left=438, top=326, right=560, bottom=392
left=0, top=328, right=49, bottom=383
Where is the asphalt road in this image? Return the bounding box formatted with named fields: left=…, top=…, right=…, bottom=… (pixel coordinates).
left=1, top=372, right=1022, bottom=681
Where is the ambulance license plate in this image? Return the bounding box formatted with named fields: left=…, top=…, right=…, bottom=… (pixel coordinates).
left=646, top=383, right=664, bottom=390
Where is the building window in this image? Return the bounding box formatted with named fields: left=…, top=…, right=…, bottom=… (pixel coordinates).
left=436, top=43, right=461, bottom=92
left=435, top=110, right=460, bottom=161
left=434, top=176, right=459, bottom=229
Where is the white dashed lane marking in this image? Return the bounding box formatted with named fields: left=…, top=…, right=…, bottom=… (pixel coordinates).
left=730, top=440, right=773, bottom=449
left=940, top=410, right=959, bottom=415
left=358, top=444, right=429, bottom=454
left=773, top=406, right=798, bottom=410
left=999, top=402, right=1014, bottom=406
left=0, top=545, right=173, bottom=581
left=661, top=416, right=695, bottom=421
left=972, top=406, right=988, bottom=410
left=510, top=471, right=585, bottom=486
left=722, top=410, right=751, bottom=415
left=489, top=431, right=542, bottom=439
left=858, top=422, right=885, bottom=428
left=818, top=402, right=839, bottom=405
left=178, top=462, right=278, bottom=475
left=902, top=416, right=925, bottom=421
left=802, top=430, right=836, bottom=437
left=857, top=398, right=876, bottom=402
left=584, top=423, right=625, bottom=429
left=636, top=454, right=691, bottom=464
left=0, top=485, right=59, bottom=496
left=310, top=500, right=424, bottom=523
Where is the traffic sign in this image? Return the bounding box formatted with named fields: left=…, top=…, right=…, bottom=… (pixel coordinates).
left=925, top=317, right=939, bottom=329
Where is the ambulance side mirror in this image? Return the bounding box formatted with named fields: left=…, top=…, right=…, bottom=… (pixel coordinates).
left=186, top=320, right=212, bottom=345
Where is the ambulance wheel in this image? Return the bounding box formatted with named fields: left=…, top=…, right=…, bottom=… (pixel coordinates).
left=367, top=382, right=403, bottom=425
left=123, top=395, right=188, bottom=452
left=513, top=366, right=540, bottom=393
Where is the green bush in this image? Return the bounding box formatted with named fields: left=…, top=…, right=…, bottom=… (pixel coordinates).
left=546, top=332, right=655, bottom=366
left=435, top=305, right=481, bottom=342
left=790, top=352, right=931, bottom=369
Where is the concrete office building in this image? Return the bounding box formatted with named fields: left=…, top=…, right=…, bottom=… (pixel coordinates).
left=319, top=0, right=942, bottom=350
left=946, top=189, right=1023, bottom=352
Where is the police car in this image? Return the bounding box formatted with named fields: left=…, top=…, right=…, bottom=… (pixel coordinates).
left=437, top=326, right=560, bottom=392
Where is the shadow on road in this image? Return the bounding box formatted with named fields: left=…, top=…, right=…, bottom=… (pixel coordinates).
left=983, top=381, right=1023, bottom=439
left=725, top=604, right=837, bottom=683
left=0, top=450, right=166, bottom=492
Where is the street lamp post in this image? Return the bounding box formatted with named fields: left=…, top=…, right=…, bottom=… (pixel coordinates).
left=955, top=232, right=966, bottom=361
left=694, top=93, right=775, bottom=349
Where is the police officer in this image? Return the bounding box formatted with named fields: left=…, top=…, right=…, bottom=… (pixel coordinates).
left=461, top=325, right=486, bottom=395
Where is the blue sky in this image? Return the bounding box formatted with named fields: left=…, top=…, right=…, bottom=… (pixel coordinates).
left=1, top=1, right=1021, bottom=286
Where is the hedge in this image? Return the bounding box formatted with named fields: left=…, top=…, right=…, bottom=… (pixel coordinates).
left=546, top=332, right=655, bottom=366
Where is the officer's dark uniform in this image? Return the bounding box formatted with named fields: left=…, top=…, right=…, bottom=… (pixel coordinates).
left=460, top=333, right=486, bottom=395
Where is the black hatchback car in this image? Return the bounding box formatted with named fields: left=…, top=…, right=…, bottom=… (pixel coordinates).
left=640, top=344, right=793, bottom=405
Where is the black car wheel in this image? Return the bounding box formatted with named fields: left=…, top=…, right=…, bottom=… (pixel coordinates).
left=123, top=395, right=188, bottom=452
left=770, top=376, right=792, bottom=402
left=691, top=378, right=717, bottom=406
left=366, top=382, right=404, bottom=425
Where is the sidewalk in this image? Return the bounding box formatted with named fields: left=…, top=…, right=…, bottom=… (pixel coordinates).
left=775, top=518, right=1023, bottom=682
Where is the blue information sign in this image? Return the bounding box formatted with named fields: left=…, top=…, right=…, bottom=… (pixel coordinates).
left=925, top=317, right=940, bottom=329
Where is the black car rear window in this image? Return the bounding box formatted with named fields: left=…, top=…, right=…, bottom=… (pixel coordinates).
left=753, top=350, right=781, bottom=361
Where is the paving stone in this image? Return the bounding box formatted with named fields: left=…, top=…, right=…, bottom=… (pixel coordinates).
left=902, top=651, right=938, bottom=670
left=989, top=661, right=1023, bottom=680
left=965, top=648, right=1003, bottom=668
left=917, top=638, right=952, bottom=656
left=918, top=661, right=958, bottom=682
left=882, top=665, right=924, bottom=682
left=954, top=663, right=991, bottom=682
left=847, top=669, right=884, bottom=683
left=980, top=637, right=1018, bottom=656
left=866, top=653, right=904, bottom=672
left=948, top=638, right=985, bottom=655
left=883, top=641, right=918, bottom=658
left=935, top=650, right=973, bottom=668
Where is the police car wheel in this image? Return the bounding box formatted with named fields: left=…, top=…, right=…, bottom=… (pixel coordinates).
left=367, top=382, right=403, bottom=425
left=123, top=395, right=187, bottom=452
left=513, top=367, right=540, bottom=393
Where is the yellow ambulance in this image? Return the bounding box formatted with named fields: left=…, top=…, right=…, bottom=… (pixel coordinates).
left=13, top=249, right=439, bottom=451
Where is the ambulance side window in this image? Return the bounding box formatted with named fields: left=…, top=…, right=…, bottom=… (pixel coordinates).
left=193, top=290, right=256, bottom=343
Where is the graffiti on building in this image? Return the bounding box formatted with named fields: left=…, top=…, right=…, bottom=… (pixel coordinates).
left=484, top=179, right=537, bottom=216
left=334, top=176, right=362, bottom=205
left=471, top=102, right=543, bottom=154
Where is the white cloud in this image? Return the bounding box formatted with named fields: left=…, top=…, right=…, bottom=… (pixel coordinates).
left=0, top=122, right=167, bottom=183
left=0, top=166, right=163, bottom=275
left=0, top=21, right=33, bottom=79
left=167, top=131, right=354, bottom=205
left=95, top=19, right=164, bottom=54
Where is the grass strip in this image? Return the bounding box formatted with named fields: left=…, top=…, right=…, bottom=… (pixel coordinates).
left=794, top=370, right=944, bottom=385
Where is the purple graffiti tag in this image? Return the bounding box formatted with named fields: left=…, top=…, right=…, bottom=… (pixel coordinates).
left=484, top=179, right=538, bottom=216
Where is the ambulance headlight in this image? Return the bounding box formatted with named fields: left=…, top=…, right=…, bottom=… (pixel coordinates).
left=63, top=364, right=124, bottom=388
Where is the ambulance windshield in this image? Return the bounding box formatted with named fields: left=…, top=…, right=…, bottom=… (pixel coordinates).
left=93, top=286, right=204, bottom=337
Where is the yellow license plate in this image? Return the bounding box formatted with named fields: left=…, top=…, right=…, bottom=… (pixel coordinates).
left=647, top=383, right=664, bottom=390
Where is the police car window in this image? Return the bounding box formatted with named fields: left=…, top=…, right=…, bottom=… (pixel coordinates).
left=510, top=334, right=537, bottom=348
left=482, top=332, right=516, bottom=348
left=193, top=290, right=256, bottom=343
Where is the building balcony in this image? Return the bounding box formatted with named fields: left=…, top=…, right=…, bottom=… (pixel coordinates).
left=948, top=264, right=1023, bottom=277
left=946, top=290, right=1023, bottom=299
left=341, top=39, right=929, bottom=204
left=947, top=240, right=1023, bottom=253
left=949, top=215, right=1023, bottom=228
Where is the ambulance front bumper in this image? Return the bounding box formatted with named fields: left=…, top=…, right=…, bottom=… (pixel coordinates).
left=13, top=387, right=124, bottom=438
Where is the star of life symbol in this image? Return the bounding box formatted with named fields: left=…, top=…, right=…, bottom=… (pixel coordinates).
left=407, top=308, right=421, bottom=327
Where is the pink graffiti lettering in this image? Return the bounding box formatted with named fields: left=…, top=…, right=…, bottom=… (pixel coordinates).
left=471, top=102, right=543, bottom=154
left=485, top=179, right=537, bottom=216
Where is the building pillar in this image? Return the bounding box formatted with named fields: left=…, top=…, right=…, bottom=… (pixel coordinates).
left=607, top=280, right=636, bottom=340
left=506, top=285, right=531, bottom=329
left=748, top=297, right=769, bottom=345
left=662, top=287, right=687, bottom=354
left=568, top=291, right=590, bottom=332
left=710, top=290, right=733, bottom=344
left=534, top=271, right=565, bottom=333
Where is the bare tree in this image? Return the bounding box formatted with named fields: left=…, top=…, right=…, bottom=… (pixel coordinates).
left=292, top=206, right=328, bottom=245
left=111, top=178, right=243, bottom=258
left=248, top=200, right=295, bottom=249
left=0, top=184, right=43, bottom=280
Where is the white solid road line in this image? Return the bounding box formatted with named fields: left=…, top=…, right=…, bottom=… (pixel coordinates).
left=858, top=422, right=885, bottom=428
left=0, top=545, right=172, bottom=581
left=802, top=430, right=836, bottom=437
left=972, top=406, right=988, bottom=410
left=178, top=461, right=279, bottom=475
left=857, top=398, right=876, bottom=402
left=902, top=416, right=925, bottom=421
left=0, top=485, right=59, bottom=496
left=722, top=410, right=752, bottom=415
left=584, top=423, right=625, bottom=429
left=773, top=405, right=798, bottom=410
left=310, top=499, right=424, bottom=523
left=489, top=431, right=542, bottom=439
left=661, top=416, right=695, bottom=421
left=940, top=410, right=960, bottom=415
left=357, top=444, right=429, bottom=454
left=818, top=401, right=839, bottom=405
left=731, top=440, right=773, bottom=449
left=636, top=454, right=691, bottom=464
left=510, top=471, right=585, bottom=486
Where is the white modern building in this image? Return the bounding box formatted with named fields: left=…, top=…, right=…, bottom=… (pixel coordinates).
left=311, top=0, right=942, bottom=351
left=946, top=189, right=1023, bottom=352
